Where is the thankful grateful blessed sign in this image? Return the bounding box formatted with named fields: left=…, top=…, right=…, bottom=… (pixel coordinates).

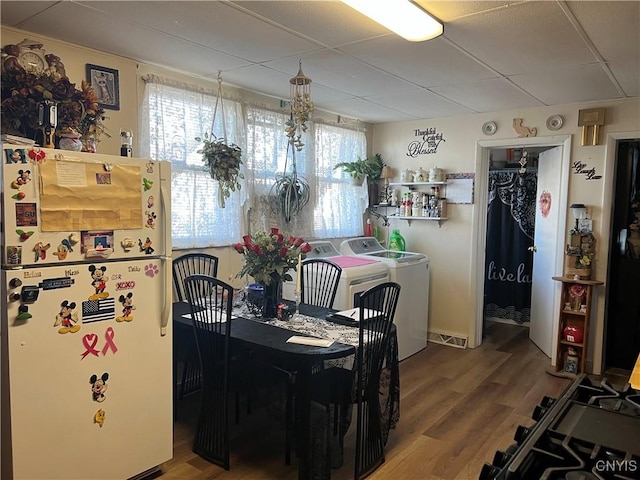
left=406, top=127, right=446, bottom=157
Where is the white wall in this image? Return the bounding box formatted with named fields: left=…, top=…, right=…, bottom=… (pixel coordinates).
left=371, top=99, right=640, bottom=373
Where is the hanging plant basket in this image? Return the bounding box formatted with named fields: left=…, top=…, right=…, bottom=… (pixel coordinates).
left=196, top=133, right=244, bottom=208
left=194, top=72, right=243, bottom=208
left=270, top=145, right=310, bottom=222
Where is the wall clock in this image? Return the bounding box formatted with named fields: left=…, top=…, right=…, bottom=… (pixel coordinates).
left=16, top=40, right=47, bottom=73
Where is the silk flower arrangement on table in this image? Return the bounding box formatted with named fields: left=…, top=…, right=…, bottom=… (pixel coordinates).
left=234, top=228, right=311, bottom=317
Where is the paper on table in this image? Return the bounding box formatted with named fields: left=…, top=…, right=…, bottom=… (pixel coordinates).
left=335, top=308, right=383, bottom=322
left=286, top=336, right=334, bottom=347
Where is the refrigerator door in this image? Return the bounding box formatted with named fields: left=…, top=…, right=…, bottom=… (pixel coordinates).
left=1, top=145, right=171, bottom=267
left=1, top=257, right=172, bottom=480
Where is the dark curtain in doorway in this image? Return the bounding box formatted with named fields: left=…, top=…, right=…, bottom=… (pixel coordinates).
left=484, top=170, right=537, bottom=324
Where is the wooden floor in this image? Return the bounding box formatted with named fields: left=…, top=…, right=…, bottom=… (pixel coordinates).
left=158, top=322, right=572, bottom=480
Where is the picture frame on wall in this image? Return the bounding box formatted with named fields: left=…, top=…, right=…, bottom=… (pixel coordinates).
left=86, top=64, right=119, bottom=110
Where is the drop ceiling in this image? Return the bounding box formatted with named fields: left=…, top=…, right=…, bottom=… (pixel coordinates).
left=1, top=1, right=638, bottom=124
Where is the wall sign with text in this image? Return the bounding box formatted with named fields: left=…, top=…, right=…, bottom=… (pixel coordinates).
left=406, top=127, right=446, bottom=157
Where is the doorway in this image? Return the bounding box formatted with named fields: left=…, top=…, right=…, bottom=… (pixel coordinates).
left=472, top=135, right=571, bottom=358
left=605, top=140, right=640, bottom=372
left=482, top=148, right=539, bottom=327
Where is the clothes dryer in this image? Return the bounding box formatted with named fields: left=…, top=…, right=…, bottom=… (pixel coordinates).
left=283, top=241, right=390, bottom=311
left=340, top=237, right=429, bottom=360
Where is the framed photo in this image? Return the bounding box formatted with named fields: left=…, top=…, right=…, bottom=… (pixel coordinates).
left=86, top=64, right=120, bottom=110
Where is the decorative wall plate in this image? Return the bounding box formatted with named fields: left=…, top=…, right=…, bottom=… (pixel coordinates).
left=482, top=121, right=497, bottom=136
left=546, top=115, right=564, bottom=131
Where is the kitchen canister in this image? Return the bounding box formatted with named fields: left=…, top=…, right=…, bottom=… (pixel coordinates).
left=429, top=166, right=443, bottom=182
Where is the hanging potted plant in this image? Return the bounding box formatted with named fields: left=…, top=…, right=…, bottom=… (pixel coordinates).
left=195, top=72, right=244, bottom=208
left=270, top=144, right=310, bottom=223
left=196, top=132, right=244, bottom=208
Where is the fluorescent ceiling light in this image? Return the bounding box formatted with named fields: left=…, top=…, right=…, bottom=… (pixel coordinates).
left=343, top=0, right=443, bottom=42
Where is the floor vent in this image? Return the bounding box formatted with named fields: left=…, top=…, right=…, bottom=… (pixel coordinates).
left=427, top=331, right=468, bottom=349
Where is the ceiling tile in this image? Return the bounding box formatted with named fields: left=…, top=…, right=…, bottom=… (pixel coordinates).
left=509, top=64, right=623, bottom=105
left=431, top=77, right=544, bottom=112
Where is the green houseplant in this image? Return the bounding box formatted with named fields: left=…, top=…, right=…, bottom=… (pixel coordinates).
left=334, top=153, right=384, bottom=185
left=196, top=132, right=244, bottom=208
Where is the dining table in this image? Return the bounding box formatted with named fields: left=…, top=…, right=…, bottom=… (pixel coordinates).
left=173, top=300, right=400, bottom=480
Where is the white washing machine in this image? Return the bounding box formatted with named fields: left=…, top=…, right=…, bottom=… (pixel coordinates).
left=283, top=241, right=390, bottom=311
left=340, top=237, right=430, bottom=361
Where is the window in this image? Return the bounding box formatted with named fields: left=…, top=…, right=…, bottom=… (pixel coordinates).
left=140, top=76, right=246, bottom=249
left=141, top=76, right=366, bottom=246
left=313, top=122, right=367, bottom=238
left=245, top=105, right=366, bottom=239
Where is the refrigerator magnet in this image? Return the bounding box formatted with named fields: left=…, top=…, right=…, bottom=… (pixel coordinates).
left=94, top=409, right=106, bottom=427
left=142, top=178, right=153, bottom=191
left=145, top=211, right=157, bottom=229
left=146, top=161, right=154, bottom=173
left=145, top=263, right=159, bottom=277
left=116, top=293, right=135, bottom=322
left=6, top=246, right=22, bottom=264
left=53, top=300, right=80, bottom=334
left=15, top=229, right=34, bottom=241
left=27, top=147, right=46, bottom=163
left=52, top=240, right=72, bottom=260
left=88, top=265, right=109, bottom=300
left=5, top=148, right=26, bottom=164
left=90, top=373, right=109, bottom=402
left=120, top=237, right=135, bottom=252
left=10, top=169, right=31, bottom=189
left=15, top=203, right=37, bottom=226
left=11, top=191, right=27, bottom=200
left=138, top=237, right=154, bottom=255
left=33, top=242, right=50, bottom=261
left=68, top=233, right=80, bottom=245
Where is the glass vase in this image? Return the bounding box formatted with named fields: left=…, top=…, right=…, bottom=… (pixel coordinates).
left=261, top=273, right=282, bottom=319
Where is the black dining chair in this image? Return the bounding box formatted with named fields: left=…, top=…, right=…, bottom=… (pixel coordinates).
left=184, top=274, right=233, bottom=469
left=185, top=274, right=289, bottom=470
left=172, top=253, right=219, bottom=409
left=282, top=258, right=343, bottom=464
left=310, top=281, right=401, bottom=480
left=300, top=258, right=343, bottom=308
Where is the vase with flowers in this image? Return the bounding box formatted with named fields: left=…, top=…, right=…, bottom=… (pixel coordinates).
left=234, top=228, right=311, bottom=318
left=1, top=40, right=109, bottom=149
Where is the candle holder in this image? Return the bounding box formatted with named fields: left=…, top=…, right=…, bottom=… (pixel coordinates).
left=291, top=288, right=303, bottom=323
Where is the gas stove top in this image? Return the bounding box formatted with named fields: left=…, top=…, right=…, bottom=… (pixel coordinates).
left=480, top=374, right=640, bottom=480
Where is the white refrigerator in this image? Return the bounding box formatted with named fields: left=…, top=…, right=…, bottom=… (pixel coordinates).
left=1, top=145, right=173, bottom=480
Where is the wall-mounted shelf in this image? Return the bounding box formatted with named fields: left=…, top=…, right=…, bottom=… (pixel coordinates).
left=369, top=205, right=448, bottom=227
left=389, top=181, right=447, bottom=189
left=373, top=181, right=449, bottom=227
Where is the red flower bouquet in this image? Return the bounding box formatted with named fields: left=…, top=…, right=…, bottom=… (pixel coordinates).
left=234, top=228, right=311, bottom=285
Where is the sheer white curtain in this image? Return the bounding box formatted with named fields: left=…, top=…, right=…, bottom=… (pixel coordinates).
left=140, top=75, right=246, bottom=248
left=313, top=122, right=367, bottom=238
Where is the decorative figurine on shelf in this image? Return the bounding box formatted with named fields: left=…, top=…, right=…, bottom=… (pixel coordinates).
left=390, top=189, right=398, bottom=207
left=564, top=347, right=579, bottom=374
